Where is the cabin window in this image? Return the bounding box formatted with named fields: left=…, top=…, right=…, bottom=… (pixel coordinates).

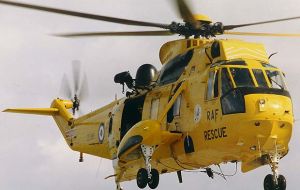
left=221, top=68, right=233, bottom=95
left=266, top=70, right=286, bottom=90
left=252, top=69, right=268, bottom=88
left=167, top=94, right=182, bottom=123
left=206, top=71, right=214, bottom=100
left=206, top=70, right=219, bottom=100
left=158, top=50, right=193, bottom=85
left=173, top=94, right=182, bottom=116
left=230, top=68, right=254, bottom=87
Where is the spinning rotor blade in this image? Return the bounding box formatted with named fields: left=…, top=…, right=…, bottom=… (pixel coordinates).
left=0, top=0, right=169, bottom=29
left=59, top=61, right=89, bottom=115
left=60, top=74, right=72, bottom=99
left=224, top=16, right=300, bottom=30
left=1, top=0, right=299, bottom=39
left=54, top=30, right=173, bottom=37
left=78, top=72, right=89, bottom=102
left=224, top=31, right=300, bottom=37
left=72, top=60, right=81, bottom=95
left=176, top=0, right=197, bottom=27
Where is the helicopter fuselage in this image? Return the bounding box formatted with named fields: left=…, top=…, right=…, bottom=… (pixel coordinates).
left=62, top=39, right=293, bottom=182
left=5, top=38, right=293, bottom=185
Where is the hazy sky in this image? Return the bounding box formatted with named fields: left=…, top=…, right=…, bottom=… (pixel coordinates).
left=0, top=0, right=299, bottom=190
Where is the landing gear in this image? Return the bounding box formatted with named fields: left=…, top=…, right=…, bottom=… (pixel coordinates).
left=148, top=169, right=159, bottom=189
left=264, top=174, right=275, bottom=190
left=116, top=182, right=123, bottom=190
left=264, top=174, right=286, bottom=190
left=137, top=168, right=148, bottom=189
left=136, top=168, right=159, bottom=189
left=263, top=152, right=286, bottom=190
left=277, top=175, right=287, bottom=190
left=136, top=145, right=160, bottom=189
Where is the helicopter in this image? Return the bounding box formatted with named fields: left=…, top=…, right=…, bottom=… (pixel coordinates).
left=1, top=0, right=299, bottom=190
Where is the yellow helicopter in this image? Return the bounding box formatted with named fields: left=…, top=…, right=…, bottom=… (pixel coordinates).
left=1, top=0, right=300, bottom=190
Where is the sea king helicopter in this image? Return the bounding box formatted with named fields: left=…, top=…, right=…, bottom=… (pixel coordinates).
left=1, top=0, right=300, bottom=189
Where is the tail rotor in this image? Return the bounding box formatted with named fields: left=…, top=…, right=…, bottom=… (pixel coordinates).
left=60, top=60, right=89, bottom=115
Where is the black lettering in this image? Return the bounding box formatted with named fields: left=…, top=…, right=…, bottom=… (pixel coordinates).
left=211, top=110, right=215, bottom=121
left=222, top=127, right=227, bottom=137
left=207, top=111, right=210, bottom=120
left=207, top=130, right=211, bottom=140
left=218, top=128, right=222, bottom=138
left=204, top=127, right=228, bottom=141
left=215, top=109, right=219, bottom=121
left=204, top=131, right=208, bottom=140
left=214, top=129, right=218, bottom=139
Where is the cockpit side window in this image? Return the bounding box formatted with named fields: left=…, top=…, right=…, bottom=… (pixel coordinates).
left=261, top=62, right=277, bottom=69
left=252, top=69, right=268, bottom=88
left=266, top=70, right=286, bottom=90
left=206, top=70, right=219, bottom=100
left=230, top=68, right=254, bottom=87
left=221, top=68, right=233, bottom=95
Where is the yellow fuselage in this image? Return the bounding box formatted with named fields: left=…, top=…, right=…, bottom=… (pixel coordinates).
left=5, top=38, right=294, bottom=183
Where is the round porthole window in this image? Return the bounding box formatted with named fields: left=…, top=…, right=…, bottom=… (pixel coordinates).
left=98, top=123, right=105, bottom=144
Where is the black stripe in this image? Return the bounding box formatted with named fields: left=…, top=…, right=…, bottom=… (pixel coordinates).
left=238, top=87, right=291, bottom=98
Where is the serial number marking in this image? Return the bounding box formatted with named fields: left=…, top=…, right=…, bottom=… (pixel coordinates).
left=204, top=127, right=227, bottom=141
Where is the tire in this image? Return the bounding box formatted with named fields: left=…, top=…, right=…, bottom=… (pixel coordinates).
left=264, top=174, right=275, bottom=190
left=277, top=175, right=286, bottom=190
left=148, top=169, right=160, bottom=189
left=136, top=168, right=148, bottom=189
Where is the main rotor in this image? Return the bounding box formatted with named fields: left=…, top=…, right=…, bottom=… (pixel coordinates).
left=0, top=0, right=299, bottom=38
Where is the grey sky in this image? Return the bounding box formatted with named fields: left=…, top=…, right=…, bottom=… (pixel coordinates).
left=0, top=0, right=299, bottom=189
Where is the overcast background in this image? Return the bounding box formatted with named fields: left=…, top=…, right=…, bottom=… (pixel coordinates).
left=0, top=0, right=299, bottom=189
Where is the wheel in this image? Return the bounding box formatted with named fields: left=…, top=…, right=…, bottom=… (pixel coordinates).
left=277, top=175, right=286, bottom=190
left=264, top=174, right=275, bottom=190
left=116, top=183, right=123, bottom=190
left=136, top=168, right=148, bottom=189
left=148, top=169, right=159, bottom=189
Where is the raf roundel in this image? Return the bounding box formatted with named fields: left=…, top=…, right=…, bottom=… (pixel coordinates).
left=194, top=104, right=202, bottom=123
left=98, top=123, right=105, bottom=144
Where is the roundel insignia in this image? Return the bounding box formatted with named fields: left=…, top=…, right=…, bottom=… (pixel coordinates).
left=194, top=104, right=202, bottom=123
left=98, top=123, right=105, bottom=144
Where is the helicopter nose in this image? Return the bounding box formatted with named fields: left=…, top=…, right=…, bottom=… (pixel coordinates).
left=256, top=97, right=291, bottom=116
left=245, top=94, right=293, bottom=119
left=238, top=94, right=293, bottom=154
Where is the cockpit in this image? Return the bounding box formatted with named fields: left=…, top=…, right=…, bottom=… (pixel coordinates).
left=207, top=59, right=289, bottom=115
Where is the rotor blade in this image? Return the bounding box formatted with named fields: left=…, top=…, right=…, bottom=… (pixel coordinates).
left=78, top=72, right=89, bottom=102
left=224, top=16, right=300, bottom=30
left=60, top=74, right=72, bottom=99
left=176, top=0, right=197, bottom=27
left=53, top=30, right=173, bottom=37
left=224, top=31, right=300, bottom=37
left=0, top=0, right=169, bottom=29
left=72, top=60, right=81, bottom=95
